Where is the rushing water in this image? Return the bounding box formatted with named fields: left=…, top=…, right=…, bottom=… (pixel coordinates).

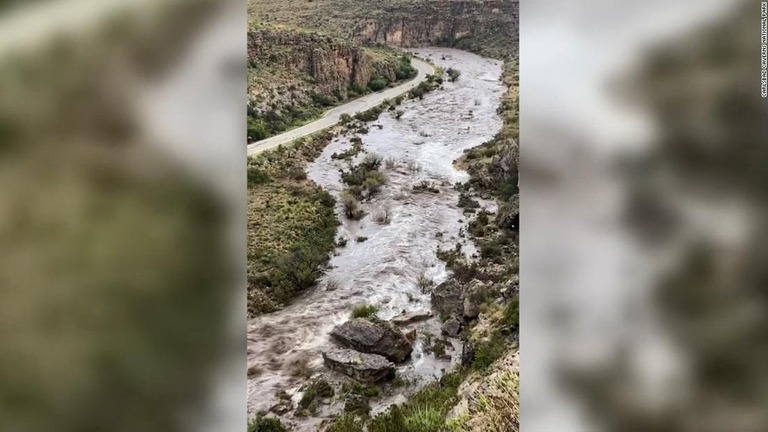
left=247, top=48, right=504, bottom=430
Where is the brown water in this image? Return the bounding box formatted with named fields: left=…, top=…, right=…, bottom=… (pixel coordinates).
left=247, top=48, right=504, bottom=430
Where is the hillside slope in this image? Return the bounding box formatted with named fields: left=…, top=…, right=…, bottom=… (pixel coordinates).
left=250, top=0, right=518, bottom=60
left=247, top=26, right=416, bottom=141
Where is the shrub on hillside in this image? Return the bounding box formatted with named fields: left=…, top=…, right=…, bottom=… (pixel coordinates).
left=368, top=77, right=389, bottom=92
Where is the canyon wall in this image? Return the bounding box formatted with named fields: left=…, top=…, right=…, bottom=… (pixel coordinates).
left=248, top=28, right=400, bottom=97
left=250, top=0, right=519, bottom=60
left=355, top=0, right=519, bottom=58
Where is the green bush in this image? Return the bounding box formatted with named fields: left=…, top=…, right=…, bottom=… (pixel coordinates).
left=351, top=304, right=378, bottom=319
left=368, top=77, right=389, bottom=92
left=327, top=413, right=365, bottom=432
left=342, top=191, right=365, bottom=220
left=247, top=166, right=271, bottom=186
left=502, top=297, right=519, bottom=328
left=247, top=118, right=268, bottom=141
left=248, top=415, right=286, bottom=432
left=354, top=105, right=384, bottom=122
left=472, top=331, right=507, bottom=371
left=395, top=56, right=417, bottom=80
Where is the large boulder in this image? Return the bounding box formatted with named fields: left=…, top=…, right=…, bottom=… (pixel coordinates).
left=463, top=279, right=486, bottom=319
left=322, top=348, right=394, bottom=383
left=330, top=318, right=413, bottom=362
left=391, top=310, right=433, bottom=326
left=441, top=316, right=462, bottom=337
left=463, top=297, right=481, bottom=319
left=431, top=280, right=465, bottom=317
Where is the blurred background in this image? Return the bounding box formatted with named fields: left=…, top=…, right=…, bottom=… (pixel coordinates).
left=521, top=0, right=768, bottom=431
left=0, top=1, right=246, bottom=431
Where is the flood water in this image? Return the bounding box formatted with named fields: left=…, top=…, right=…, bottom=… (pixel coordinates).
left=247, top=48, right=504, bottom=430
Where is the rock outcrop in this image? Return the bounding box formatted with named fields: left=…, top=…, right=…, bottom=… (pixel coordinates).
left=330, top=318, right=413, bottom=362
left=322, top=348, right=395, bottom=383
left=248, top=27, right=403, bottom=107
left=391, top=310, right=433, bottom=326
left=442, top=316, right=463, bottom=336
left=250, top=0, right=520, bottom=60
left=431, top=280, right=465, bottom=317
left=355, top=1, right=519, bottom=58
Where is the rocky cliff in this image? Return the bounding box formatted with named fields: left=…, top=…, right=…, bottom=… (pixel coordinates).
left=247, top=27, right=414, bottom=140
left=248, top=28, right=400, bottom=97
left=250, top=0, right=519, bottom=59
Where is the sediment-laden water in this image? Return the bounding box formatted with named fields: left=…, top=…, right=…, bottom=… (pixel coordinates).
left=247, top=48, right=504, bottom=430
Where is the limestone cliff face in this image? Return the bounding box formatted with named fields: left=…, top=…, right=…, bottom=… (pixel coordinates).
left=354, top=0, right=519, bottom=58
left=248, top=28, right=398, bottom=96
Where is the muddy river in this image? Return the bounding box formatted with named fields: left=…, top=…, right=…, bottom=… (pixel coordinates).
left=247, top=48, right=504, bottom=430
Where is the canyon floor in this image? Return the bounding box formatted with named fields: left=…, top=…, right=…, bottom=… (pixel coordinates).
left=247, top=47, right=504, bottom=431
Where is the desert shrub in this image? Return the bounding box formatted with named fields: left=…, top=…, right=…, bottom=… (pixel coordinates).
left=413, top=181, right=439, bottom=194
left=341, top=155, right=387, bottom=199
left=349, top=83, right=366, bottom=96
left=351, top=304, right=378, bottom=319
left=341, top=382, right=381, bottom=398
left=373, top=207, right=392, bottom=225
left=479, top=237, right=505, bottom=260
left=356, top=236, right=368, bottom=243
left=248, top=414, right=286, bottom=432
left=472, top=331, right=507, bottom=371
left=458, top=193, right=480, bottom=209
left=341, top=191, right=365, bottom=220
left=311, top=92, right=336, bottom=107
left=340, top=113, right=353, bottom=124
left=362, top=153, right=383, bottom=170
left=432, top=338, right=449, bottom=357
left=299, top=379, right=334, bottom=415
left=502, top=297, right=519, bottom=328
left=268, top=245, right=330, bottom=299
left=417, top=273, right=434, bottom=292
left=287, top=166, right=307, bottom=181
left=328, top=413, right=365, bottom=432
left=395, top=55, right=417, bottom=80
left=362, top=171, right=387, bottom=198
left=368, top=77, right=389, bottom=92
left=247, top=166, right=271, bottom=186
left=247, top=118, right=268, bottom=141
left=354, top=105, right=384, bottom=122
left=446, top=67, right=461, bottom=82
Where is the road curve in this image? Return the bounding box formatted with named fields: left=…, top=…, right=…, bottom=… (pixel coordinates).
left=247, top=57, right=435, bottom=156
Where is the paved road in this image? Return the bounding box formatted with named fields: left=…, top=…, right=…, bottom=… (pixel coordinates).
left=247, top=57, right=435, bottom=156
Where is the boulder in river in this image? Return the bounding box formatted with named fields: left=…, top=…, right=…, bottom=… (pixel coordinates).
left=322, top=348, right=395, bottom=383
left=391, top=310, right=433, bottom=326
left=431, top=280, right=465, bottom=317
left=330, top=318, right=413, bottom=362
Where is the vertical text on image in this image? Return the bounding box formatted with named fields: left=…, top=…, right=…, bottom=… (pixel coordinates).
left=761, top=2, right=767, bottom=97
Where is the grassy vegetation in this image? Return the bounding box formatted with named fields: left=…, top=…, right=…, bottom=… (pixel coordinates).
left=247, top=132, right=340, bottom=315
left=351, top=304, right=379, bottom=320
left=326, top=372, right=466, bottom=432
left=248, top=414, right=287, bottom=432
left=341, top=153, right=388, bottom=200
left=449, top=351, right=519, bottom=432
